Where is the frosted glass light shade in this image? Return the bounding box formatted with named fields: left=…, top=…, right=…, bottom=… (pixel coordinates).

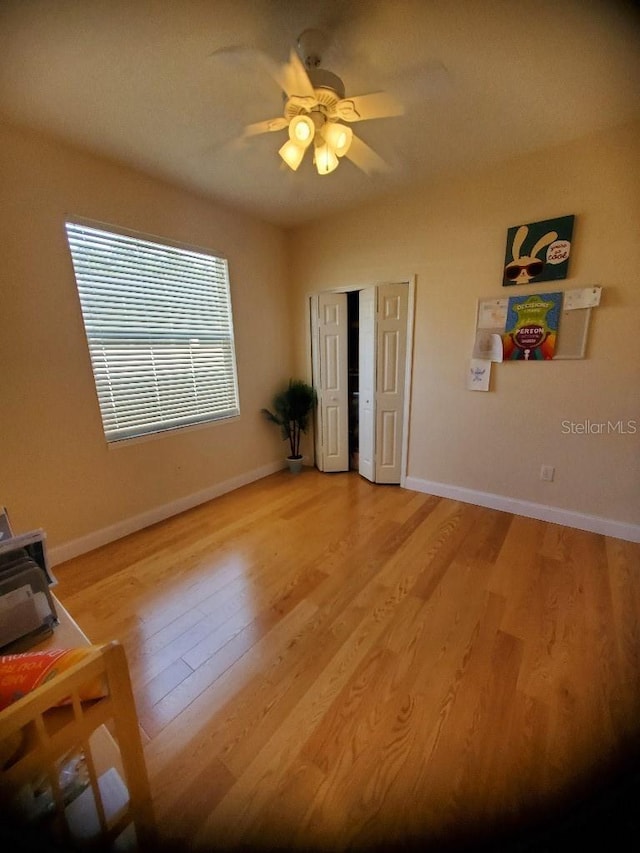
left=289, top=115, right=315, bottom=148
left=323, top=122, right=353, bottom=157
left=279, top=140, right=305, bottom=171
left=314, top=142, right=339, bottom=175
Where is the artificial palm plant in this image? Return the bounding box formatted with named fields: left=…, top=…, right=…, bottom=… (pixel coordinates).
left=261, top=379, right=317, bottom=463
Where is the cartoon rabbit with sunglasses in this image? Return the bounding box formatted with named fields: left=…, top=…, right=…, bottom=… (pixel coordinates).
left=504, top=224, right=558, bottom=285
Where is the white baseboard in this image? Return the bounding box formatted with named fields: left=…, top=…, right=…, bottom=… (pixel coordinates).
left=49, top=460, right=285, bottom=566
left=49, top=465, right=639, bottom=566
left=404, top=477, right=640, bottom=543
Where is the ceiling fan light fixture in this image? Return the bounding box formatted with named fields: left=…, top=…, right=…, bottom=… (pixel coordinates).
left=279, top=139, right=305, bottom=171
left=238, top=29, right=405, bottom=179
left=314, top=141, right=339, bottom=175
left=323, top=122, right=353, bottom=157
left=288, top=114, right=315, bottom=147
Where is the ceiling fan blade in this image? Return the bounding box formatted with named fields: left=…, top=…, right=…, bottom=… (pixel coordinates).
left=209, top=44, right=258, bottom=60
left=344, top=134, right=390, bottom=175
left=209, top=44, right=283, bottom=79
left=209, top=44, right=299, bottom=99
left=334, top=92, right=404, bottom=123
left=243, top=116, right=289, bottom=137
left=278, top=49, right=317, bottom=100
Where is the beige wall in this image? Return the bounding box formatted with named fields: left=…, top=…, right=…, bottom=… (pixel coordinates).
left=0, top=122, right=293, bottom=549
left=289, top=120, right=640, bottom=528
left=2, top=118, right=638, bottom=557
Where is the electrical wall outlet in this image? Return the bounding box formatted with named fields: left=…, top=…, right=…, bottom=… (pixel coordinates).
left=540, top=465, right=555, bottom=482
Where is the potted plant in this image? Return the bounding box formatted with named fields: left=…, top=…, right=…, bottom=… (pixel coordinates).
left=261, top=379, right=317, bottom=473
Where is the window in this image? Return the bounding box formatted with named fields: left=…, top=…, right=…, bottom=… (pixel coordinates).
left=65, top=220, right=239, bottom=443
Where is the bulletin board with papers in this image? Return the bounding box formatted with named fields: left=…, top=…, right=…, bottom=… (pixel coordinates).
left=468, top=286, right=602, bottom=390
left=476, top=286, right=601, bottom=361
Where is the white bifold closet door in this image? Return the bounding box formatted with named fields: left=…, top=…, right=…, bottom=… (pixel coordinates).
left=314, top=291, right=349, bottom=472
left=358, top=287, right=376, bottom=482
left=373, top=283, right=408, bottom=484
left=313, top=283, right=408, bottom=483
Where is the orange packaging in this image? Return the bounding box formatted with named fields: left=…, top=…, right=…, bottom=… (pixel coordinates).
left=0, top=648, right=106, bottom=711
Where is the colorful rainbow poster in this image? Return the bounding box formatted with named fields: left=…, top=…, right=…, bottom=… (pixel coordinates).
left=502, top=293, right=562, bottom=360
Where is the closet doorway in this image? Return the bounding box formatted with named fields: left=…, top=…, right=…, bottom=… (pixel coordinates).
left=310, top=281, right=413, bottom=484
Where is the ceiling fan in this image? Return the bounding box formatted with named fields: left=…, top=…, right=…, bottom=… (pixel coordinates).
left=237, top=28, right=404, bottom=176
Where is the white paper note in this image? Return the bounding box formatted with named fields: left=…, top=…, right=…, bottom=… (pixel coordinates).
left=473, top=331, right=504, bottom=362
left=562, top=286, right=601, bottom=310
left=478, top=299, right=508, bottom=330
left=467, top=359, right=491, bottom=391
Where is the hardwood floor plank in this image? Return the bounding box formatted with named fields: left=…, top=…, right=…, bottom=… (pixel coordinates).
left=195, top=581, right=434, bottom=845
left=139, top=595, right=320, bottom=738
left=181, top=566, right=328, bottom=671
left=49, top=469, right=640, bottom=851
left=147, top=597, right=321, bottom=811
left=149, top=527, right=420, bottom=813
left=142, top=657, right=194, bottom=707
left=606, top=538, right=640, bottom=738
left=127, top=608, right=214, bottom=687
left=300, top=646, right=399, bottom=775
left=156, top=756, right=237, bottom=845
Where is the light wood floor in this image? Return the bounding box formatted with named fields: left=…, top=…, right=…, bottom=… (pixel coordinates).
left=53, top=470, right=640, bottom=852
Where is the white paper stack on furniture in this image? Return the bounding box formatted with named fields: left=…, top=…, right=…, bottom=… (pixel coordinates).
left=0, top=508, right=58, bottom=651
left=0, top=600, right=155, bottom=850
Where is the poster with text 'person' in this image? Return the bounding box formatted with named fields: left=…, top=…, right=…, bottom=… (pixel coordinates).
left=502, top=293, right=562, bottom=361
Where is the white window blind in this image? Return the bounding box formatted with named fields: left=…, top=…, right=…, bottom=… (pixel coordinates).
left=65, top=221, right=240, bottom=442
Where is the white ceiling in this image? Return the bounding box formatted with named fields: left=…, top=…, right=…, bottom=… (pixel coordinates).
left=1, top=0, right=639, bottom=228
